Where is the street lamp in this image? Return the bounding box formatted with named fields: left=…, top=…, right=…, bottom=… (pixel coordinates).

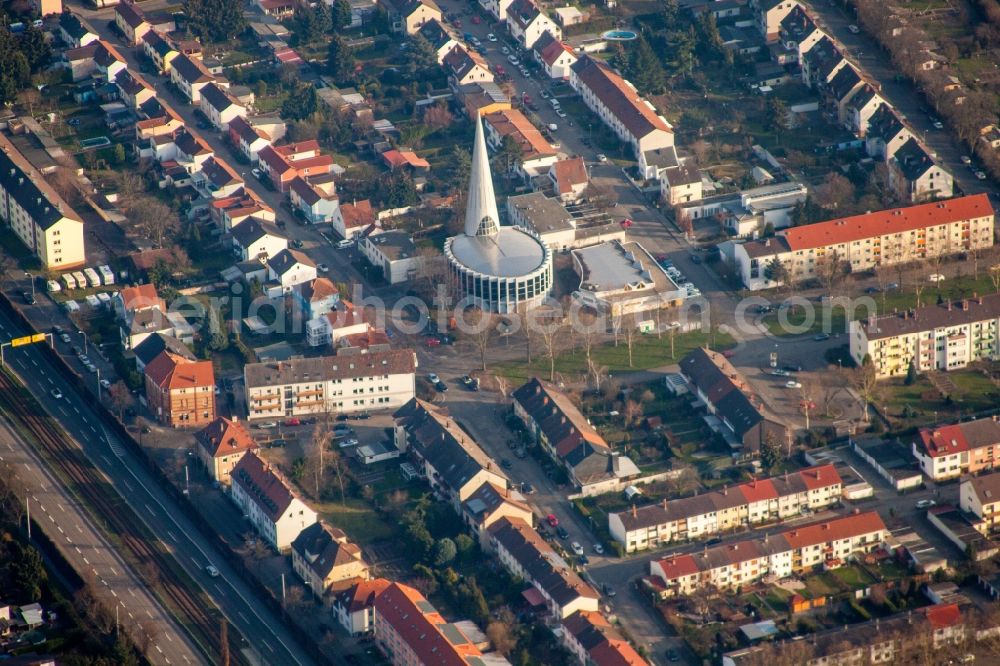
left=24, top=272, right=34, bottom=301
left=78, top=330, right=89, bottom=354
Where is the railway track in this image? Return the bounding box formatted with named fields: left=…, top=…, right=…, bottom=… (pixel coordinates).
left=0, top=367, right=244, bottom=666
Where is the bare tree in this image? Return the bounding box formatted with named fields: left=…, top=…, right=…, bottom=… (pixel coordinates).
left=850, top=360, right=880, bottom=423
left=675, top=206, right=693, bottom=238
left=108, top=381, right=134, bottom=421
left=989, top=262, right=1000, bottom=294
left=135, top=618, right=158, bottom=654
left=584, top=182, right=619, bottom=214
left=486, top=621, right=517, bottom=656
left=622, top=313, right=640, bottom=368
left=535, top=315, right=566, bottom=382
left=462, top=308, right=499, bottom=372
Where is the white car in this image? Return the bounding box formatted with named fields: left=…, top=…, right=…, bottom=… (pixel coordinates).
left=501, top=45, right=510, bottom=54
left=848, top=24, right=860, bottom=33
left=929, top=273, right=946, bottom=282
left=555, top=109, right=567, bottom=118
left=961, top=155, right=972, bottom=165
left=317, top=263, right=330, bottom=273
left=487, top=33, right=497, bottom=41
left=507, top=55, right=519, bottom=65
left=50, top=388, right=63, bottom=400
left=205, top=565, right=220, bottom=577
left=336, top=239, right=353, bottom=249
left=256, top=421, right=278, bottom=429
left=785, top=380, right=802, bottom=389
left=976, top=170, right=988, bottom=180
left=100, top=379, right=111, bottom=390
left=427, top=373, right=440, bottom=384
left=251, top=168, right=262, bottom=179
left=593, top=543, right=604, bottom=555
left=571, top=542, right=584, bottom=556
left=916, top=499, right=937, bottom=509
left=596, top=154, right=608, bottom=163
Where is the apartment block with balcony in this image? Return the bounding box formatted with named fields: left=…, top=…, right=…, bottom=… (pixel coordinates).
left=244, top=350, right=417, bottom=420
left=850, top=293, right=1000, bottom=378
left=735, top=193, right=995, bottom=291
left=911, top=417, right=1000, bottom=481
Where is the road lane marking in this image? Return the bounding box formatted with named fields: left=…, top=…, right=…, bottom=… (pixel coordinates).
left=124, top=480, right=133, bottom=492
left=72, top=406, right=80, bottom=414
left=75, top=546, right=81, bottom=554
left=83, top=557, right=89, bottom=565
left=237, top=611, right=249, bottom=623
left=101, top=455, right=111, bottom=466
left=57, top=526, right=63, bottom=533
left=145, top=504, right=155, bottom=516
left=76, top=524, right=83, bottom=533
left=190, top=557, right=198, bottom=567
left=30, top=358, right=37, bottom=367
left=110, top=567, right=117, bottom=575
left=129, top=588, right=136, bottom=598
left=214, top=583, right=225, bottom=596
left=146, top=610, right=153, bottom=619
left=110, top=589, right=117, bottom=597
left=263, top=640, right=275, bottom=653
left=166, top=530, right=177, bottom=542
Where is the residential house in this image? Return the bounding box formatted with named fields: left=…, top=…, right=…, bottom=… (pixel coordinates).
left=228, top=115, right=273, bottom=164
left=548, top=157, right=588, bottom=202
left=417, top=19, right=458, bottom=63
left=114, top=283, right=165, bottom=321
left=115, top=69, right=156, bottom=111
left=562, top=611, right=648, bottom=666
left=114, top=1, right=150, bottom=45
left=266, top=248, right=317, bottom=296
left=58, top=12, right=99, bottom=47
left=481, top=0, right=516, bottom=22
left=244, top=349, right=418, bottom=419
left=256, top=0, right=295, bottom=17
left=142, top=31, right=179, bottom=74
left=169, top=53, right=216, bottom=104
left=332, top=199, right=376, bottom=240
left=143, top=351, right=216, bottom=427
left=230, top=451, right=318, bottom=551
left=459, top=81, right=512, bottom=119
left=394, top=398, right=507, bottom=510
left=889, top=138, right=954, bottom=203
left=823, top=63, right=865, bottom=125
left=358, top=230, right=420, bottom=284
left=373, top=582, right=484, bottom=664
left=131, top=331, right=195, bottom=373
left=333, top=578, right=391, bottom=635
left=295, top=277, right=340, bottom=320
left=911, top=418, right=1000, bottom=481
left=257, top=140, right=334, bottom=192
left=679, top=347, right=788, bottom=455
left=961, top=472, right=1000, bottom=536
left=443, top=45, right=495, bottom=87
left=195, top=416, right=258, bottom=484
left=305, top=301, right=370, bottom=347
left=650, top=511, right=887, bottom=596
left=0, top=132, right=85, bottom=270
left=232, top=217, right=287, bottom=262
left=489, top=516, right=600, bottom=619
left=751, top=0, right=801, bottom=42
left=800, top=37, right=845, bottom=88
left=30, top=0, right=62, bottom=16
left=533, top=32, right=577, bottom=80
left=846, top=84, right=885, bottom=137
left=506, top=0, right=562, bottom=50
left=212, top=188, right=275, bottom=232
left=778, top=5, right=822, bottom=61
left=62, top=41, right=127, bottom=82
left=570, top=56, right=674, bottom=169
left=483, top=108, right=558, bottom=176
left=660, top=160, right=703, bottom=205
left=609, top=464, right=842, bottom=552
left=150, top=129, right=214, bottom=172
left=512, top=378, right=640, bottom=495
left=734, top=193, right=993, bottom=291
left=195, top=157, right=244, bottom=199
left=200, top=83, right=246, bottom=131
left=383, top=0, right=442, bottom=34
left=461, top=481, right=533, bottom=549
left=289, top=175, right=339, bottom=224
left=291, top=522, right=369, bottom=597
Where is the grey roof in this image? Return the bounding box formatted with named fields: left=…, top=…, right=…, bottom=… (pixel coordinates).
left=0, top=136, right=82, bottom=230
left=826, top=63, right=862, bottom=102
left=232, top=217, right=284, bottom=247
left=246, top=350, right=416, bottom=387
left=448, top=227, right=549, bottom=277
left=508, top=192, right=574, bottom=234
left=171, top=53, right=213, bottom=85
left=59, top=12, right=97, bottom=40
left=858, top=293, right=1000, bottom=340
left=364, top=230, right=415, bottom=261
left=133, top=332, right=195, bottom=366
left=739, top=236, right=790, bottom=259
left=866, top=103, right=907, bottom=142
left=395, top=398, right=506, bottom=492
left=891, top=138, right=936, bottom=181
left=417, top=18, right=453, bottom=50
left=267, top=248, right=315, bottom=275
left=200, top=82, right=241, bottom=112
left=290, top=522, right=362, bottom=581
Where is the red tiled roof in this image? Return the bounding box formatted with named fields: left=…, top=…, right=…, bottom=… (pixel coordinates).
left=144, top=351, right=215, bottom=390
left=799, top=464, right=841, bottom=490
left=302, top=277, right=339, bottom=302
left=654, top=554, right=700, bottom=580
left=920, top=602, right=962, bottom=629
left=539, top=37, right=576, bottom=67
left=340, top=200, right=376, bottom=228
left=258, top=145, right=293, bottom=175
left=918, top=423, right=969, bottom=457
left=570, top=55, right=671, bottom=140
left=374, top=582, right=482, bottom=665
left=781, top=193, right=993, bottom=252
left=120, top=283, right=162, bottom=311
left=196, top=417, right=257, bottom=459
left=382, top=149, right=430, bottom=170
left=484, top=108, right=555, bottom=160
left=338, top=577, right=392, bottom=614
left=552, top=156, right=587, bottom=194
left=737, top=478, right=779, bottom=503
left=588, top=639, right=648, bottom=666
left=231, top=451, right=298, bottom=521
left=781, top=511, right=886, bottom=550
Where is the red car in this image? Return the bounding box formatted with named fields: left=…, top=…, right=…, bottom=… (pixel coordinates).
left=546, top=514, right=559, bottom=527
left=471, top=15, right=481, bottom=24
left=284, top=418, right=301, bottom=426
left=425, top=336, right=441, bottom=347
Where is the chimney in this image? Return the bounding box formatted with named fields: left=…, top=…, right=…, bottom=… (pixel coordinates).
left=662, top=499, right=667, bottom=510
left=632, top=504, right=638, bottom=518
left=963, top=300, right=969, bottom=311
left=948, top=301, right=952, bottom=311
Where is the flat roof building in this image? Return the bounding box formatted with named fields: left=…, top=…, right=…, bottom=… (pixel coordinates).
left=571, top=240, right=685, bottom=317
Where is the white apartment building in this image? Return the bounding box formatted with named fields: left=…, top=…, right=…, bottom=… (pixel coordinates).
left=506, top=0, right=561, bottom=49
left=850, top=293, right=1000, bottom=378
left=734, top=193, right=995, bottom=290
left=910, top=417, right=1000, bottom=481
left=609, top=465, right=842, bottom=552
left=244, top=349, right=417, bottom=419
left=961, top=472, right=1000, bottom=535
left=570, top=55, right=674, bottom=164
left=651, top=511, right=887, bottom=597
left=0, top=133, right=85, bottom=269
left=230, top=451, right=317, bottom=551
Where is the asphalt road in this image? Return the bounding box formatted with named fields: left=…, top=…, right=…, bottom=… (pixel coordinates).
left=0, top=304, right=317, bottom=666
left=0, top=416, right=202, bottom=666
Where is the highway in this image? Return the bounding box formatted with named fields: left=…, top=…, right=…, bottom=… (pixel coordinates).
left=0, top=301, right=318, bottom=666
left=0, top=417, right=203, bottom=666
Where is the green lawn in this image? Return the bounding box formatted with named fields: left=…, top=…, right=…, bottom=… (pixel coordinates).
left=829, top=564, right=874, bottom=589
left=880, top=370, right=1000, bottom=428
left=495, top=329, right=735, bottom=383
left=317, top=498, right=396, bottom=545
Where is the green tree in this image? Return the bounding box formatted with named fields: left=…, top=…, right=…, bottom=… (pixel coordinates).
left=112, top=143, right=126, bottom=165
left=18, top=27, right=51, bottom=73
left=492, top=134, right=523, bottom=174
left=183, top=0, right=246, bottom=42
left=384, top=172, right=417, bottom=207
left=433, top=538, right=457, bottom=566
left=407, top=33, right=439, bottom=80
left=763, top=257, right=788, bottom=284
left=208, top=307, right=229, bottom=351
left=450, top=145, right=471, bottom=189
left=661, top=0, right=679, bottom=25
left=281, top=84, right=318, bottom=120
left=760, top=434, right=782, bottom=471
left=330, top=0, right=353, bottom=30
left=292, top=5, right=323, bottom=45
left=904, top=361, right=917, bottom=386
left=315, top=2, right=334, bottom=33
left=10, top=542, right=45, bottom=602
left=627, top=35, right=667, bottom=95
left=327, top=35, right=356, bottom=82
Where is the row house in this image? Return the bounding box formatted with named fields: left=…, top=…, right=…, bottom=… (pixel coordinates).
left=778, top=5, right=822, bottom=62
left=533, top=31, right=577, bottom=80
left=489, top=517, right=599, bottom=619
left=822, top=63, right=865, bottom=126
left=195, top=156, right=244, bottom=198
left=506, top=0, right=561, bottom=49
left=382, top=0, right=442, bottom=34
left=609, top=464, right=842, bottom=552
left=846, top=84, right=884, bottom=137
left=231, top=451, right=317, bottom=551
left=800, top=36, right=846, bottom=89
left=373, top=582, right=484, bottom=665
left=212, top=188, right=275, bottom=231
left=332, top=199, right=376, bottom=240
left=62, top=40, right=127, bottom=82
left=416, top=19, right=457, bottom=64
left=850, top=294, right=1000, bottom=378
left=132, top=331, right=194, bottom=373
left=650, top=511, right=887, bottom=597
left=561, top=611, right=648, bottom=666
left=228, top=115, right=274, bottom=164
left=199, top=82, right=247, bottom=131
left=0, top=132, right=85, bottom=270
left=169, top=53, right=216, bottom=104
left=483, top=108, right=558, bottom=177
left=864, top=103, right=914, bottom=162
left=232, top=216, right=287, bottom=262
left=889, top=137, right=955, bottom=203
left=734, top=193, right=993, bottom=290
left=460, top=481, right=533, bottom=550
left=443, top=44, right=494, bottom=88
left=750, top=0, right=800, bottom=42
left=911, top=417, right=1000, bottom=481
left=257, top=140, right=335, bottom=192
left=481, top=0, right=516, bottom=21
left=290, top=522, right=369, bottom=597
left=570, top=56, right=674, bottom=175
left=244, top=350, right=417, bottom=419
left=114, top=1, right=151, bottom=44
left=142, top=31, right=179, bottom=74
left=115, top=69, right=156, bottom=111
left=333, top=578, right=391, bottom=635
left=149, top=129, right=214, bottom=173
left=143, top=350, right=216, bottom=427
left=393, top=398, right=507, bottom=510
left=289, top=175, right=339, bottom=224
left=961, top=471, right=1000, bottom=536
left=195, top=416, right=258, bottom=485
left=58, top=12, right=99, bottom=48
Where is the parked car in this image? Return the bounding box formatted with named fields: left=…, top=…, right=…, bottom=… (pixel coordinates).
left=916, top=499, right=937, bottom=509
left=556, top=526, right=569, bottom=539
left=976, top=170, right=988, bottom=180
left=602, top=583, right=617, bottom=598
left=427, top=373, right=440, bottom=384
left=593, top=543, right=604, bottom=554
left=336, top=239, right=353, bottom=249
left=546, top=514, right=559, bottom=527
left=22, top=291, right=34, bottom=305
left=434, top=380, right=448, bottom=392
left=59, top=333, right=71, bottom=344
left=317, top=263, right=330, bottom=273
left=500, top=458, right=512, bottom=470
left=205, top=565, right=220, bottom=577
left=50, top=388, right=63, bottom=399
left=772, top=369, right=790, bottom=377
left=487, top=32, right=497, bottom=41
left=961, top=155, right=973, bottom=165
left=520, top=482, right=535, bottom=494
left=785, top=380, right=802, bottom=389
left=100, top=379, right=111, bottom=390
left=256, top=421, right=278, bottom=429
left=813, top=333, right=830, bottom=341
left=284, top=418, right=301, bottom=426
left=848, top=24, right=860, bottom=33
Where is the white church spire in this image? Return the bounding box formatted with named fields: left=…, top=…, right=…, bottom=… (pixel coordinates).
left=464, top=118, right=500, bottom=238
